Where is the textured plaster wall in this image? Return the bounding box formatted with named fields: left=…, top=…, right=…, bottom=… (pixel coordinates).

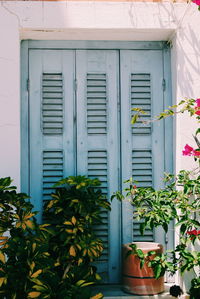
left=0, top=0, right=199, bottom=290
left=0, top=4, right=20, bottom=187
left=170, top=7, right=200, bottom=290
left=171, top=7, right=200, bottom=173
left=0, top=0, right=198, bottom=187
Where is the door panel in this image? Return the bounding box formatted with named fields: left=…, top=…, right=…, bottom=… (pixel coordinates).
left=120, top=50, right=165, bottom=246
left=28, top=47, right=167, bottom=283
left=76, top=50, right=121, bottom=282
left=29, top=50, right=75, bottom=222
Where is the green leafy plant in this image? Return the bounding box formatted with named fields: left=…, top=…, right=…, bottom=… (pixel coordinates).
left=190, top=277, right=200, bottom=299
left=113, top=164, right=200, bottom=281
left=42, top=175, right=110, bottom=299
left=0, top=177, right=51, bottom=299
left=113, top=97, right=200, bottom=295
left=126, top=243, right=174, bottom=279
left=0, top=176, right=108, bottom=299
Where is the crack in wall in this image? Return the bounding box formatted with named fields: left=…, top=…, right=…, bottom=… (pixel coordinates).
left=1, top=1, right=22, bottom=27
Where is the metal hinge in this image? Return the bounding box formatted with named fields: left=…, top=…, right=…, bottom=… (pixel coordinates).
left=27, top=79, right=30, bottom=92
left=162, top=78, right=166, bottom=92
left=165, top=233, right=168, bottom=244
left=74, top=79, right=77, bottom=91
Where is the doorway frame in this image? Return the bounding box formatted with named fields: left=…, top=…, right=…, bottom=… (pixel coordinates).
left=21, top=40, right=172, bottom=189
left=21, top=40, right=173, bottom=280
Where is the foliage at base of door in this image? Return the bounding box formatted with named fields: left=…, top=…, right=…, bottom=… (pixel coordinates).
left=113, top=170, right=200, bottom=294
left=190, top=277, right=200, bottom=299
left=0, top=176, right=109, bottom=299
left=113, top=97, right=200, bottom=298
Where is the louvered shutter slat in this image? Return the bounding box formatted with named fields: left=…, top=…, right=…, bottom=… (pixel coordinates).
left=29, top=50, right=75, bottom=222
left=132, top=149, right=154, bottom=242
left=88, top=150, right=109, bottom=261
left=121, top=50, right=166, bottom=249
left=42, top=73, right=64, bottom=135
left=42, top=150, right=64, bottom=202
left=132, top=149, right=153, bottom=188
left=77, top=50, right=120, bottom=283
left=131, top=73, right=151, bottom=135
left=87, top=73, right=107, bottom=135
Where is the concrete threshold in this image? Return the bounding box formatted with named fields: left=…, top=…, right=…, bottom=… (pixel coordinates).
left=92, top=284, right=189, bottom=299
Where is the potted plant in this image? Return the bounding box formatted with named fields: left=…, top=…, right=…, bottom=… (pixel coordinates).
left=122, top=241, right=164, bottom=295
left=112, top=178, right=174, bottom=295
left=112, top=98, right=200, bottom=297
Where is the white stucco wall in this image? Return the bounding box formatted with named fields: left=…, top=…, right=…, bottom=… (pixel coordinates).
left=171, top=5, right=200, bottom=174
left=0, top=0, right=200, bottom=292
left=0, top=1, right=198, bottom=186
left=0, top=4, right=20, bottom=187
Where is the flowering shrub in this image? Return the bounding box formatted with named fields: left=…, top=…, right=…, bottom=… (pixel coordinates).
left=114, top=97, right=200, bottom=298
left=187, top=230, right=200, bottom=236
left=182, top=144, right=200, bottom=156
left=182, top=99, right=200, bottom=158
left=192, top=0, right=200, bottom=10
left=194, top=98, right=200, bottom=115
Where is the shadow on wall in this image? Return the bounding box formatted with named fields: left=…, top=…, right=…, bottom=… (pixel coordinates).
left=127, top=1, right=179, bottom=29
left=174, top=6, right=200, bottom=97
left=126, top=2, right=200, bottom=98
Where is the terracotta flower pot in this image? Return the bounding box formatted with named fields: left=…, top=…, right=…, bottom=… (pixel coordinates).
left=122, top=242, right=164, bottom=295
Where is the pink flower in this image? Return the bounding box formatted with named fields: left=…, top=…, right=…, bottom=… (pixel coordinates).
left=195, top=109, right=200, bottom=116
left=187, top=229, right=200, bottom=236
left=192, top=0, right=200, bottom=5
left=182, top=145, right=200, bottom=157
left=182, top=144, right=194, bottom=156
left=193, top=150, right=200, bottom=156
left=195, top=99, right=200, bottom=115
left=196, top=98, right=200, bottom=107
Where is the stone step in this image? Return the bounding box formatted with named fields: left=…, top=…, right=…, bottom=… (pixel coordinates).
left=92, top=284, right=189, bottom=299
left=104, top=294, right=189, bottom=299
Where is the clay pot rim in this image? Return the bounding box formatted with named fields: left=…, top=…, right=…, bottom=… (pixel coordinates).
left=123, top=242, right=163, bottom=251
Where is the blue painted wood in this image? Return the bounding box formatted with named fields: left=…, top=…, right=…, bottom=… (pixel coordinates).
left=76, top=50, right=121, bottom=283
left=21, top=41, right=29, bottom=195
left=162, top=48, right=174, bottom=282
left=29, top=49, right=75, bottom=222
left=27, top=40, right=165, bottom=50
left=22, top=41, right=172, bottom=284
left=120, top=50, right=166, bottom=247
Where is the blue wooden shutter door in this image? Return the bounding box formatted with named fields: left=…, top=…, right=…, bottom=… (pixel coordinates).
left=29, top=50, right=75, bottom=222
left=28, top=47, right=167, bottom=283
left=120, top=50, right=166, bottom=246
left=76, top=50, right=121, bottom=283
